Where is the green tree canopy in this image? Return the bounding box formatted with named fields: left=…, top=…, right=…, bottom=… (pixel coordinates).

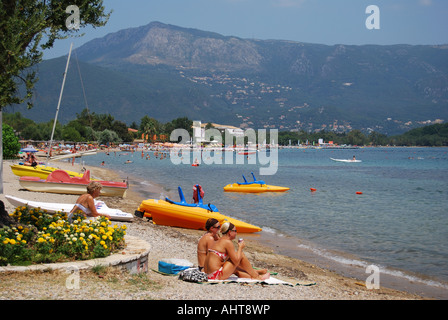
left=2, top=123, right=20, bottom=158
left=0, top=0, right=110, bottom=110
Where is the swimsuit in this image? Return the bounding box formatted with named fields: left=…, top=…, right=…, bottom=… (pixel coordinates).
left=208, top=267, right=223, bottom=280
left=72, top=203, right=92, bottom=215
left=208, top=249, right=228, bottom=262
left=206, top=249, right=228, bottom=280
left=68, top=203, right=93, bottom=222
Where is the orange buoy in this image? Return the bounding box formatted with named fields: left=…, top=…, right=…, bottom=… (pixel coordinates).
left=356, top=191, right=363, bottom=195
left=310, top=188, right=317, bottom=192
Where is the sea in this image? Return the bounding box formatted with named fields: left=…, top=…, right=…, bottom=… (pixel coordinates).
left=81, top=146, right=448, bottom=299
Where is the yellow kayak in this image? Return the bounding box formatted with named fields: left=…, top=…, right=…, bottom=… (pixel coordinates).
left=137, top=186, right=262, bottom=233
left=10, top=164, right=87, bottom=180
left=223, top=183, right=290, bottom=193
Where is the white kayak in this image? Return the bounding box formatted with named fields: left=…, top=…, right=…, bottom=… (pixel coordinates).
left=330, top=158, right=362, bottom=163
left=4, top=195, right=134, bottom=222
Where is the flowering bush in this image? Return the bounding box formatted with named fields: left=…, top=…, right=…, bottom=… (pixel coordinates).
left=0, top=206, right=127, bottom=266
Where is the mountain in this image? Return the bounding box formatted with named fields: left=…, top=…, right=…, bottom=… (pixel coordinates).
left=7, top=21, right=448, bottom=135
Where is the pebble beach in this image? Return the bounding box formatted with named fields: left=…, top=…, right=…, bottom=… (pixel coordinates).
left=0, top=157, right=425, bottom=300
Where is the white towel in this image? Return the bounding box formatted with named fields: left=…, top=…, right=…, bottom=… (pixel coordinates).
left=208, top=274, right=295, bottom=286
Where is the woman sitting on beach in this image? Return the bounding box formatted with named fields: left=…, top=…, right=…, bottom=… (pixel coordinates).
left=197, top=218, right=221, bottom=271
left=24, top=152, right=37, bottom=167
left=68, top=181, right=111, bottom=222
left=204, top=222, right=269, bottom=281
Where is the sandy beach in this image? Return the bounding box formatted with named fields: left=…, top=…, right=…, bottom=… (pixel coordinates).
left=0, top=157, right=425, bottom=300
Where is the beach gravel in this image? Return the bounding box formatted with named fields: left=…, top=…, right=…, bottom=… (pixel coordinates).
left=0, top=158, right=423, bottom=300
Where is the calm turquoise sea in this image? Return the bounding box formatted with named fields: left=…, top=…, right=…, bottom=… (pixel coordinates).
left=82, top=147, right=448, bottom=298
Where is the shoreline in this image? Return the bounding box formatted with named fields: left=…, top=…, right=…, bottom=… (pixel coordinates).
left=0, top=158, right=428, bottom=300
left=100, top=150, right=448, bottom=299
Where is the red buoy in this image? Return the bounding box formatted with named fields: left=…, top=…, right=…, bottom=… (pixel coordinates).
left=310, top=188, right=317, bottom=192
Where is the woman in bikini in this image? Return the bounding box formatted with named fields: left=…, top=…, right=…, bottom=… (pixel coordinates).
left=204, top=222, right=269, bottom=281
left=197, top=218, right=221, bottom=271
left=68, top=181, right=111, bottom=222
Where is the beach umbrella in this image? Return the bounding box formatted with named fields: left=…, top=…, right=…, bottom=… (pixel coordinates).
left=20, top=146, right=38, bottom=153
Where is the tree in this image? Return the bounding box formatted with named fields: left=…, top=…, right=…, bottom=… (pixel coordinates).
left=0, top=1, right=110, bottom=110
left=345, top=130, right=368, bottom=146
left=2, top=124, right=20, bottom=158
left=0, top=0, right=110, bottom=194
left=98, top=129, right=121, bottom=146
left=140, top=116, right=160, bottom=142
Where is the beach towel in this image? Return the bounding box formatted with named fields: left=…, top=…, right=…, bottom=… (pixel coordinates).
left=206, top=274, right=316, bottom=287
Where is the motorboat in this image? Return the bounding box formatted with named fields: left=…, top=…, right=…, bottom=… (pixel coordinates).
left=19, top=170, right=128, bottom=197
left=4, top=195, right=134, bottom=222
left=330, top=157, right=362, bottom=163
left=136, top=185, right=262, bottom=233
left=223, top=173, right=290, bottom=193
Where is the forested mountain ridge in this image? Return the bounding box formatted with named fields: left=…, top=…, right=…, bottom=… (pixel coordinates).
left=7, top=21, right=448, bottom=135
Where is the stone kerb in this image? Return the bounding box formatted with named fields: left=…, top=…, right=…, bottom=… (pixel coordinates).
left=0, top=236, right=151, bottom=274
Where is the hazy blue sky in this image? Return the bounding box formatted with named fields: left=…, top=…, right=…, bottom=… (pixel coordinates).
left=44, top=0, right=448, bottom=59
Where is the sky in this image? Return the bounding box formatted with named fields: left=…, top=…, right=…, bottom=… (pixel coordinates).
left=43, top=0, right=448, bottom=59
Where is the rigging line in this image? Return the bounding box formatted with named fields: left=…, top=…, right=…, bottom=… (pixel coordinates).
left=73, top=48, right=93, bottom=129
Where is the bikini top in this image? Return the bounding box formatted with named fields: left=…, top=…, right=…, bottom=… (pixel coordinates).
left=72, top=203, right=92, bottom=215
left=208, top=249, right=228, bottom=262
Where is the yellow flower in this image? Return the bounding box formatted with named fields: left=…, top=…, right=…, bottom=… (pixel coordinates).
left=100, top=240, right=105, bottom=245
left=9, top=239, right=16, bottom=245
left=102, top=235, right=107, bottom=240
left=37, top=238, right=45, bottom=243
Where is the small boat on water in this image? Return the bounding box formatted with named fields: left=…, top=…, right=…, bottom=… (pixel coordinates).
left=4, top=195, right=134, bottom=222
left=136, top=185, right=262, bottom=233
left=223, top=172, right=290, bottom=193
left=330, top=157, right=362, bottom=163
left=19, top=170, right=128, bottom=197
left=10, top=163, right=87, bottom=180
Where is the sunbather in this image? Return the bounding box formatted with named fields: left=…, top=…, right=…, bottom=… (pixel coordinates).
left=197, top=218, right=221, bottom=271
left=204, top=222, right=269, bottom=280
left=68, top=181, right=111, bottom=222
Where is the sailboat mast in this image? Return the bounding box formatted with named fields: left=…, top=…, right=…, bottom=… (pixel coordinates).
left=47, top=42, right=74, bottom=164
